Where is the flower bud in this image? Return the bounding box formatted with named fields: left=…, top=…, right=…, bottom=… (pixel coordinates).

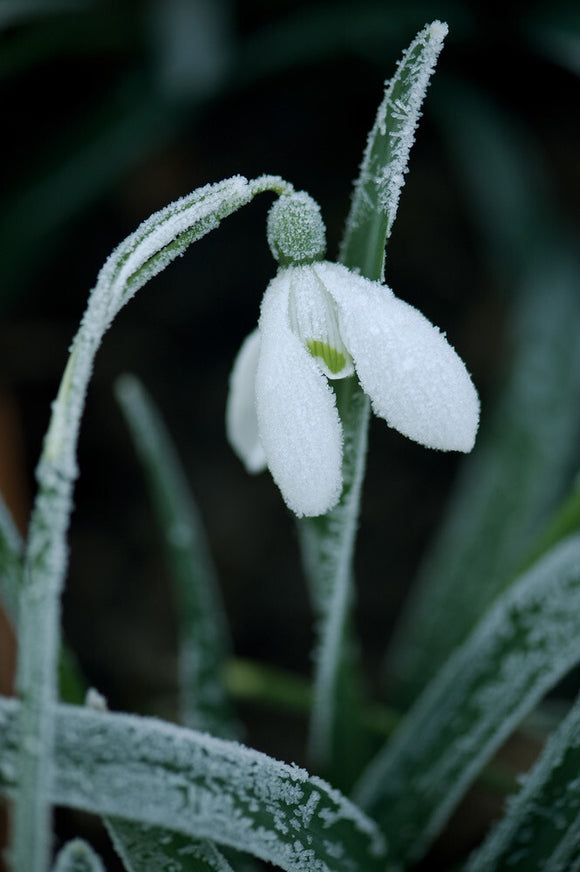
left=267, top=192, right=326, bottom=266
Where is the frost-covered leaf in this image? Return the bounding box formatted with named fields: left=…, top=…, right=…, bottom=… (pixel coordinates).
left=354, top=535, right=580, bottom=868
left=106, top=820, right=236, bottom=872
left=467, top=691, right=580, bottom=872
left=12, top=173, right=294, bottom=871
left=0, top=698, right=387, bottom=872
left=114, top=374, right=240, bottom=872
left=340, top=19, right=448, bottom=281
left=389, top=88, right=580, bottom=705
left=52, top=838, right=106, bottom=872
left=115, top=374, right=238, bottom=738
left=0, top=491, right=23, bottom=624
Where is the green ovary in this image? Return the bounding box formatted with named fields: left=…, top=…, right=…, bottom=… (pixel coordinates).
left=306, top=339, right=347, bottom=374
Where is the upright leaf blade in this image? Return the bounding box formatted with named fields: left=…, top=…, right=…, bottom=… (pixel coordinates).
left=0, top=698, right=388, bottom=872
left=340, top=19, right=448, bottom=281
left=115, top=374, right=238, bottom=738
left=114, top=374, right=241, bottom=871
left=354, top=535, right=580, bottom=868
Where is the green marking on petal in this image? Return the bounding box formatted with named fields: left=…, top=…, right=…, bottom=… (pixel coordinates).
left=307, top=339, right=347, bottom=374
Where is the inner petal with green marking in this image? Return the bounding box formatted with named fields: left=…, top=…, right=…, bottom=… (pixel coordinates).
left=306, top=339, right=348, bottom=375
left=288, top=265, right=354, bottom=380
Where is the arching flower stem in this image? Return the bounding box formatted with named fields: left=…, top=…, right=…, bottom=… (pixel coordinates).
left=11, top=175, right=294, bottom=872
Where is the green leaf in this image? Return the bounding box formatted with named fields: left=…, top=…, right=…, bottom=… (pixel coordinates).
left=339, top=19, right=448, bottom=281
left=389, top=86, right=580, bottom=705
left=114, top=374, right=240, bottom=871
left=354, top=535, right=580, bottom=868
left=11, top=173, right=294, bottom=872
left=466, top=691, right=580, bottom=872
left=106, top=821, right=235, bottom=872
left=0, top=698, right=387, bottom=872
left=115, top=374, right=238, bottom=738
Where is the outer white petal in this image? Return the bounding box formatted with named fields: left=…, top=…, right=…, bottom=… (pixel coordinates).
left=226, top=329, right=267, bottom=473
left=315, top=262, right=480, bottom=452
left=255, top=268, right=343, bottom=517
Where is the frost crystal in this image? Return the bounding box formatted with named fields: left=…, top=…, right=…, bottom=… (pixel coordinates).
left=340, top=20, right=448, bottom=279
left=227, top=260, right=479, bottom=516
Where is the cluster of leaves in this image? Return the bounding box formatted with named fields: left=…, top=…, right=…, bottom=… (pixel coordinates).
left=1, top=5, right=580, bottom=872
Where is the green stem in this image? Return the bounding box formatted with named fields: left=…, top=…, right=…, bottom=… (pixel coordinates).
left=300, top=378, right=370, bottom=782
left=13, top=336, right=96, bottom=872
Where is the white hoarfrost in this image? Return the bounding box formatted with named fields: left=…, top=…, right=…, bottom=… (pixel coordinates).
left=227, top=261, right=479, bottom=517
left=0, top=698, right=388, bottom=872
left=340, top=20, right=448, bottom=277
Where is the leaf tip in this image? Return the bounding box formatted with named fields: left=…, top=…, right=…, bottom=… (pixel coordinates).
left=428, top=20, right=449, bottom=44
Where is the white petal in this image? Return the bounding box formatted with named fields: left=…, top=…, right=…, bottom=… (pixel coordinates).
left=255, top=269, right=343, bottom=516
left=317, top=262, right=479, bottom=452
left=226, top=329, right=267, bottom=473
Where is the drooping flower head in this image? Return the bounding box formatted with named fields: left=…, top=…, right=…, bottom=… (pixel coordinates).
left=227, top=193, right=479, bottom=517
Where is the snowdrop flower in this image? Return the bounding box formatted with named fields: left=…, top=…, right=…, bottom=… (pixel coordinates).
left=227, top=193, right=479, bottom=517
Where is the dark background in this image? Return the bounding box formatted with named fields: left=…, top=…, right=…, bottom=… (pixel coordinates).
left=0, top=0, right=579, bottom=865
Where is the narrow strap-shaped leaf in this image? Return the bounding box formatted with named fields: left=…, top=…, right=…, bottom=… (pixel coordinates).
left=115, top=374, right=238, bottom=738
left=339, top=19, right=448, bottom=281
left=0, top=485, right=222, bottom=872
left=52, top=839, right=106, bottom=872
left=0, top=490, right=23, bottom=624
left=106, top=820, right=236, bottom=872
left=0, top=697, right=388, bottom=872
left=0, top=495, right=207, bottom=872
left=301, top=20, right=448, bottom=787
left=12, top=173, right=294, bottom=872
left=114, top=374, right=240, bottom=871
left=354, top=535, right=580, bottom=868
left=466, top=691, right=580, bottom=872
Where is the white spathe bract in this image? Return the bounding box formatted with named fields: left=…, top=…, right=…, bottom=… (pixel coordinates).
left=226, top=261, right=479, bottom=517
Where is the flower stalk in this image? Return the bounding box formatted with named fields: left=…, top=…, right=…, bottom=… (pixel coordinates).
left=11, top=174, right=294, bottom=872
